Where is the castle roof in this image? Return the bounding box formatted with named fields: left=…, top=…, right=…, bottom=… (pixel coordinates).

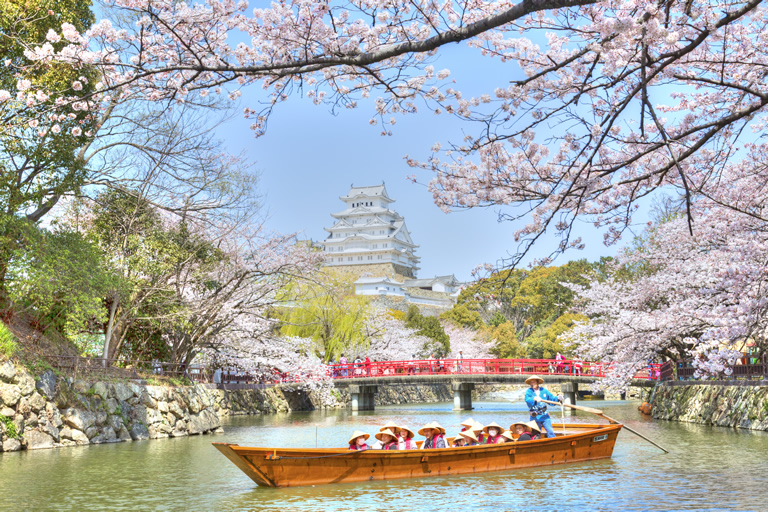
left=340, top=183, right=393, bottom=203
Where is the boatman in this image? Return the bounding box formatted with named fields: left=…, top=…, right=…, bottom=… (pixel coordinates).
left=524, top=375, right=563, bottom=439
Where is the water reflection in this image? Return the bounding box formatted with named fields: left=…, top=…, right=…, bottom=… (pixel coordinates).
left=1, top=400, right=766, bottom=511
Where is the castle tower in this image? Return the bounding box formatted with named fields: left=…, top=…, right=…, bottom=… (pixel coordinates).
left=320, top=183, right=420, bottom=279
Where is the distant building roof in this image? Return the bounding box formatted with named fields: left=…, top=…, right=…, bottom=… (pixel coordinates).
left=340, top=183, right=394, bottom=203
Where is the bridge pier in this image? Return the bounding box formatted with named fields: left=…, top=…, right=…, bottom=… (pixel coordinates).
left=560, top=382, right=578, bottom=405
left=452, top=382, right=474, bottom=410
left=349, top=384, right=378, bottom=411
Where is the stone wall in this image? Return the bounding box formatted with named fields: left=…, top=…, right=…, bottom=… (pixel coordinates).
left=651, top=382, right=768, bottom=430
left=0, top=361, right=221, bottom=452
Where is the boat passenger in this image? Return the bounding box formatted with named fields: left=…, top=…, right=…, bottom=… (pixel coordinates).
left=459, top=417, right=476, bottom=432
left=482, top=422, right=506, bottom=444
left=524, top=374, right=563, bottom=439
left=459, top=430, right=479, bottom=446
left=471, top=421, right=486, bottom=444
left=375, top=429, right=399, bottom=450
left=371, top=422, right=401, bottom=449
left=500, top=431, right=515, bottom=443
left=452, top=434, right=466, bottom=447
left=510, top=421, right=532, bottom=441
left=398, top=426, right=417, bottom=450
left=418, top=422, right=447, bottom=449
left=348, top=431, right=370, bottom=450
left=525, top=421, right=542, bottom=440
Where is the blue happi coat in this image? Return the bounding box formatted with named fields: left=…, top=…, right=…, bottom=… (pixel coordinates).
left=524, top=387, right=559, bottom=419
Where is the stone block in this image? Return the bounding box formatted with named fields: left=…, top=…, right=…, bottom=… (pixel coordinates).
left=72, top=379, right=90, bottom=394
left=117, top=426, right=132, bottom=442
left=85, top=426, right=100, bottom=439
left=71, top=429, right=90, bottom=445
left=46, top=403, right=63, bottom=428
left=63, top=408, right=96, bottom=431
left=2, top=438, right=21, bottom=452
left=168, top=401, right=185, bottom=418
left=113, top=383, right=133, bottom=402
left=27, top=392, right=46, bottom=413
left=188, top=408, right=219, bottom=435
left=0, top=361, right=17, bottom=382
left=92, top=382, right=110, bottom=399
left=109, top=415, right=125, bottom=432
left=95, top=410, right=108, bottom=426
left=105, top=398, right=119, bottom=414
left=35, top=370, right=56, bottom=398
left=129, top=422, right=150, bottom=441
left=1, top=406, right=15, bottom=417
left=24, top=429, right=55, bottom=450
left=157, top=401, right=169, bottom=413
left=0, top=382, right=21, bottom=407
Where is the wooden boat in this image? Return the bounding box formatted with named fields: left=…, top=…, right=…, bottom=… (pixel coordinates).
left=213, top=422, right=622, bottom=488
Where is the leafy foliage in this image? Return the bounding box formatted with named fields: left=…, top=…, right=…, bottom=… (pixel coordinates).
left=0, top=322, right=18, bottom=359
left=405, top=306, right=450, bottom=357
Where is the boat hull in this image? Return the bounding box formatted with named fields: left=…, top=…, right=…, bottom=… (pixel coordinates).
left=213, top=423, right=622, bottom=488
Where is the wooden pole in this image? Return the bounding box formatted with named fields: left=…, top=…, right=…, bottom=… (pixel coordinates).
left=540, top=399, right=670, bottom=454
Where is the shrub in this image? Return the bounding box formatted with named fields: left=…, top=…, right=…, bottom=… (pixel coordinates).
left=0, top=323, right=19, bottom=359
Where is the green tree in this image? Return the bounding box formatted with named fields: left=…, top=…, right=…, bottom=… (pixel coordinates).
left=487, top=321, right=523, bottom=359
left=405, top=305, right=450, bottom=357
left=439, top=304, right=484, bottom=330
left=524, top=312, right=588, bottom=359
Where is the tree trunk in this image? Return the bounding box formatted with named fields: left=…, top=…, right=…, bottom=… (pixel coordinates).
left=103, top=296, right=119, bottom=366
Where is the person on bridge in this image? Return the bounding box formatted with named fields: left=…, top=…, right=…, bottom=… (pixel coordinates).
left=375, top=429, right=399, bottom=450
left=419, top=422, right=447, bottom=449
left=348, top=431, right=370, bottom=450
left=365, top=356, right=372, bottom=376
left=524, top=375, right=563, bottom=439
left=339, top=354, right=348, bottom=377
left=482, top=422, right=506, bottom=444
left=398, top=426, right=417, bottom=450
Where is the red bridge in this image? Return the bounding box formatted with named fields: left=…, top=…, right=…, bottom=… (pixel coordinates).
left=327, top=357, right=662, bottom=411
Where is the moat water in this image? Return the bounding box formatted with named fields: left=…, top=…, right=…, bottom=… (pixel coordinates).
left=1, top=398, right=766, bottom=511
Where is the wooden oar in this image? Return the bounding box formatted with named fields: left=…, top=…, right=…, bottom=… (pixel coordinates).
left=540, top=399, right=670, bottom=454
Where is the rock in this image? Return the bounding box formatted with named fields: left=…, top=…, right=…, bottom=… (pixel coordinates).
left=92, top=382, right=110, bottom=399
left=0, top=382, right=21, bottom=407
left=168, top=401, right=185, bottom=418
left=145, top=408, right=164, bottom=426
left=16, top=372, right=35, bottom=396
left=35, top=370, right=56, bottom=398
left=24, top=411, right=39, bottom=427
left=188, top=396, right=203, bottom=414
left=0, top=361, right=16, bottom=382
left=105, top=398, right=119, bottom=414
left=85, top=426, right=100, bottom=439
left=117, top=426, right=132, bottom=442
left=46, top=403, right=63, bottom=428
left=101, top=427, right=118, bottom=443
left=95, top=410, right=108, bottom=426
left=27, top=392, right=46, bottom=413
left=71, top=429, right=90, bottom=445
left=140, top=391, right=157, bottom=408
left=129, top=405, right=148, bottom=424
left=41, top=422, right=60, bottom=442
left=113, top=382, right=133, bottom=402
left=24, top=429, right=55, bottom=450
left=147, top=386, right=168, bottom=402
left=188, top=408, right=219, bottom=434
left=157, top=401, right=169, bottom=413
left=1, top=406, right=15, bottom=417
left=174, top=419, right=187, bottom=431
left=170, top=429, right=188, bottom=437
left=72, top=380, right=90, bottom=394
left=60, top=439, right=76, bottom=447
left=60, top=426, right=74, bottom=440
left=129, top=423, right=150, bottom=441
left=63, top=408, right=96, bottom=431
left=2, top=438, right=21, bottom=452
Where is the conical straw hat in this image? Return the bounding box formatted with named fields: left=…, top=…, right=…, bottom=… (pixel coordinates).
left=380, top=421, right=401, bottom=434
left=460, top=417, right=476, bottom=428
left=500, top=431, right=515, bottom=442
left=482, top=422, right=506, bottom=435
left=375, top=428, right=398, bottom=442
left=348, top=430, right=370, bottom=445
left=418, top=421, right=446, bottom=437
left=510, top=421, right=530, bottom=433
left=430, top=421, right=446, bottom=435
left=459, top=430, right=478, bottom=443
left=525, top=421, right=542, bottom=434
left=398, top=425, right=415, bottom=439
left=525, top=374, right=545, bottom=385
left=471, top=420, right=485, bottom=433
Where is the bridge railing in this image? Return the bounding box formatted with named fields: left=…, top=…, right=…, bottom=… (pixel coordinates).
left=326, top=358, right=660, bottom=380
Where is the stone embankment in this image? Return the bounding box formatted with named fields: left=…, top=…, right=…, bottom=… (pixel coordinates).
left=0, top=361, right=221, bottom=452
left=651, top=382, right=768, bottom=430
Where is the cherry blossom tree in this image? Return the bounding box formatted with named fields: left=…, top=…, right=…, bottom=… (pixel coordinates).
left=563, top=188, right=767, bottom=387
left=362, top=307, right=434, bottom=360
left=443, top=322, right=494, bottom=359
left=11, top=0, right=768, bottom=266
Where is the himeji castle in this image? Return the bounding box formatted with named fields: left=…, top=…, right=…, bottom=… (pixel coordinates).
left=321, top=184, right=462, bottom=312
left=321, top=183, right=421, bottom=278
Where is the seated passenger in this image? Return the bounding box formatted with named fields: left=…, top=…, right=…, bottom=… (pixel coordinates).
left=459, top=430, right=479, bottom=446
left=375, top=428, right=399, bottom=450
left=398, top=425, right=417, bottom=450
left=418, top=422, right=447, bottom=449
left=526, top=421, right=542, bottom=440
left=348, top=431, right=370, bottom=450
left=500, top=431, right=515, bottom=443
left=482, top=422, right=506, bottom=444
left=372, top=422, right=401, bottom=449
left=471, top=421, right=486, bottom=444
left=452, top=434, right=466, bottom=447
left=510, top=422, right=531, bottom=441
left=459, top=417, right=476, bottom=432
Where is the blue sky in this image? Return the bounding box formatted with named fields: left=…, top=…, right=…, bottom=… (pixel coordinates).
left=216, top=44, right=635, bottom=282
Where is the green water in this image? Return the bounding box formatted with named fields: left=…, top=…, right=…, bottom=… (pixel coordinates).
left=1, top=399, right=766, bottom=511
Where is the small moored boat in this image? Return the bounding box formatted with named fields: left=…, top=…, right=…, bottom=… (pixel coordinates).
left=213, top=422, right=622, bottom=488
